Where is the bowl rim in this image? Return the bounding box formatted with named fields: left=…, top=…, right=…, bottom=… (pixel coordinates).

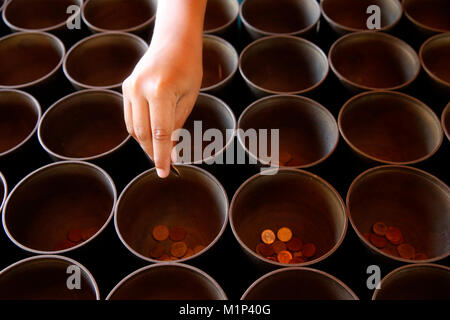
left=403, top=0, right=450, bottom=34
left=338, top=90, right=444, bottom=165
left=441, top=102, right=450, bottom=142
left=346, top=165, right=450, bottom=264
left=1, top=160, right=118, bottom=255
left=419, top=32, right=450, bottom=89
left=106, top=262, right=228, bottom=300
left=204, top=0, right=239, bottom=34
left=0, top=171, right=6, bottom=213
left=229, top=168, right=348, bottom=268
left=37, top=89, right=132, bottom=162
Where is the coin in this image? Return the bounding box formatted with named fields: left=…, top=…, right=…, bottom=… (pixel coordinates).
left=266, top=256, right=277, bottom=262
left=159, top=254, right=171, bottom=261
left=169, top=226, right=186, bottom=242
left=67, top=228, right=82, bottom=243
left=370, top=234, right=387, bottom=248
left=397, top=243, right=415, bottom=259
left=272, top=240, right=287, bottom=254
left=287, top=237, right=303, bottom=252
left=385, top=226, right=404, bottom=245
left=81, top=227, right=98, bottom=241
left=414, top=252, right=428, bottom=260
left=293, top=251, right=304, bottom=258
left=170, top=164, right=181, bottom=177
left=289, top=257, right=307, bottom=264
left=362, top=232, right=371, bottom=241
left=261, top=229, right=276, bottom=244
left=279, top=151, right=292, bottom=165
left=256, top=243, right=275, bottom=257
left=372, top=222, right=388, bottom=236
left=171, top=241, right=188, bottom=258
left=54, top=240, right=75, bottom=251
left=302, top=243, right=316, bottom=258
left=277, top=250, right=293, bottom=264
left=152, top=225, right=169, bottom=241
left=277, top=227, right=293, bottom=242
left=381, top=246, right=398, bottom=257
left=183, top=248, right=195, bottom=258
left=149, top=244, right=166, bottom=259
left=193, top=244, right=206, bottom=254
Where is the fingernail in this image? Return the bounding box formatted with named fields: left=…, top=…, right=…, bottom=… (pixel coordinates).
left=156, top=168, right=169, bottom=178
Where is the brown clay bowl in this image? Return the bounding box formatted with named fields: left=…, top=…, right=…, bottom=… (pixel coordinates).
left=204, top=0, right=239, bottom=37
left=420, top=32, right=450, bottom=94
left=403, top=0, right=450, bottom=36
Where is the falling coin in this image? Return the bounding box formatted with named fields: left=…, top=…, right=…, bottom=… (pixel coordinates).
left=256, top=243, right=275, bottom=257
left=372, top=222, right=388, bottom=236
left=272, top=240, right=287, bottom=254
left=302, top=243, right=316, bottom=258
left=68, top=228, right=82, bottom=243
left=169, top=226, right=186, bottom=242
left=171, top=241, right=188, bottom=258
left=152, top=225, right=169, bottom=241
left=149, top=244, right=166, bottom=259
left=370, top=234, right=387, bottom=249
left=385, top=226, right=404, bottom=245
left=277, top=250, right=293, bottom=264
left=170, top=164, right=181, bottom=177
left=261, top=229, right=276, bottom=244
left=277, top=227, right=293, bottom=242
left=287, top=237, right=303, bottom=252
left=397, top=243, right=415, bottom=259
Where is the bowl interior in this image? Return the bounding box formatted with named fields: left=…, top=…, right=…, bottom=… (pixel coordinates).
left=4, top=163, right=115, bottom=252
left=242, top=0, right=320, bottom=34
left=0, top=33, right=64, bottom=87
left=374, top=265, right=450, bottom=300
left=202, top=37, right=237, bottom=89
left=204, top=0, right=238, bottom=32
left=0, top=90, right=39, bottom=155
left=340, top=93, right=442, bottom=163
left=331, top=34, right=419, bottom=89
left=243, top=269, right=356, bottom=300
left=40, top=91, right=128, bottom=159
left=116, top=166, right=228, bottom=261
left=322, top=0, right=402, bottom=30
left=65, top=34, right=146, bottom=87
left=404, top=0, right=450, bottom=32
left=5, top=0, right=81, bottom=29
left=231, top=170, right=346, bottom=263
left=83, top=0, right=156, bottom=30
left=348, top=167, right=450, bottom=260
left=0, top=258, right=97, bottom=299
left=241, top=37, right=328, bottom=93
left=238, top=96, right=338, bottom=167
left=421, top=34, right=450, bottom=84
left=179, top=94, right=235, bottom=164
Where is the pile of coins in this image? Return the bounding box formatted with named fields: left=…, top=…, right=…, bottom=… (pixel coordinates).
left=54, top=226, right=99, bottom=250
left=149, top=225, right=205, bottom=261
left=256, top=227, right=317, bottom=264
left=364, top=222, right=427, bottom=260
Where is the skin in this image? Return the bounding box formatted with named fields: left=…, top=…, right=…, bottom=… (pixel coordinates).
left=123, top=0, right=207, bottom=178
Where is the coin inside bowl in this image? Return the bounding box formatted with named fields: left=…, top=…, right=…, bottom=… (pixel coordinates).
left=64, top=32, right=147, bottom=90
left=115, top=165, right=228, bottom=263
left=420, top=33, right=450, bottom=89
left=0, top=32, right=65, bottom=88
left=242, top=267, right=358, bottom=300
left=107, top=263, right=227, bottom=300
left=403, top=0, right=450, bottom=33
left=239, top=36, right=328, bottom=95
left=373, top=264, right=450, bottom=300
left=238, top=95, right=338, bottom=168
left=329, top=32, right=420, bottom=91
left=0, top=90, right=40, bottom=157
left=230, top=169, right=347, bottom=266
left=339, top=91, right=443, bottom=164
left=39, top=90, right=129, bottom=160
left=0, top=255, right=99, bottom=300
left=2, top=162, right=116, bottom=253
left=347, top=166, right=450, bottom=263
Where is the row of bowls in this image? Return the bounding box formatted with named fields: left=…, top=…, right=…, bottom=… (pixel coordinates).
left=1, top=255, right=448, bottom=300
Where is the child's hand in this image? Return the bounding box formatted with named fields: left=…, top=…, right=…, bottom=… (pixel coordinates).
left=122, top=0, right=206, bottom=178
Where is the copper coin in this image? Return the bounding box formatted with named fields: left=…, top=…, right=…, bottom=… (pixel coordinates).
left=261, top=229, right=276, bottom=244
left=152, top=225, right=169, bottom=241
left=381, top=246, right=398, bottom=257
left=289, top=257, right=307, bottom=264
left=397, top=243, right=415, bottom=259
left=385, top=226, right=404, bottom=245
left=272, top=240, right=287, bottom=254
left=287, top=237, right=303, bottom=252
left=159, top=254, right=171, bottom=261
left=277, top=227, right=293, bottom=242
left=193, top=245, right=206, bottom=254
left=414, top=252, right=428, bottom=260
left=372, top=222, right=388, bottom=236
left=67, top=228, right=82, bottom=243
left=279, top=151, right=292, bottom=165
left=362, top=232, right=371, bottom=241
left=81, top=227, right=98, bottom=241
left=370, top=234, right=387, bottom=248
left=302, top=243, right=316, bottom=258
left=54, top=240, right=75, bottom=251
left=149, top=244, right=166, bottom=259
left=171, top=241, right=188, bottom=258
left=169, top=226, right=186, bottom=242
left=293, top=251, right=304, bottom=258
left=256, top=243, right=275, bottom=257
left=266, top=256, right=277, bottom=262
left=183, top=248, right=195, bottom=259
left=277, top=250, right=293, bottom=264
